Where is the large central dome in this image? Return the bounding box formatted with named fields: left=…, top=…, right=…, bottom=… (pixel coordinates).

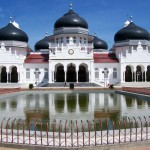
left=54, top=6, right=88, bottom=29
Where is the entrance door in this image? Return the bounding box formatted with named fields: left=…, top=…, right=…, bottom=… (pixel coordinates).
left=67, top=65, right=76, bottom=82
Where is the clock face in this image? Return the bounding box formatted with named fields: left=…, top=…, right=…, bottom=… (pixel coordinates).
left=68, top=49, right=74, bottom=55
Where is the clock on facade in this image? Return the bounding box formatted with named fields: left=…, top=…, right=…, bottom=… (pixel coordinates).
left=68, top=49, right=74, bottom=55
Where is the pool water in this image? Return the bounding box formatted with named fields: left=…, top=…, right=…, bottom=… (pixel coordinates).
left=0, top=91, right=149, bottom=131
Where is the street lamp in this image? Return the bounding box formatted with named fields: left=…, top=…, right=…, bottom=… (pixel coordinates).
left=34, top=71, right=41, bottom=87
left=102, top=69, right=109, bottom=88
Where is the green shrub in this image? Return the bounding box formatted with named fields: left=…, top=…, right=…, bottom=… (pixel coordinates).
left=29, top=84, right=34, bottom=89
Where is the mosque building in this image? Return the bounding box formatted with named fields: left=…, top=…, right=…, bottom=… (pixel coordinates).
left=0, top=4, right=150, bottom=87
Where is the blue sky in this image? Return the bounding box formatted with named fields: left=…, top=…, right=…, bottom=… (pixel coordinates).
left=0, top=0, right=150, bottom=50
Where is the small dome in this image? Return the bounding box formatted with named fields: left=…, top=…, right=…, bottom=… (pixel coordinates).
left=0, top=23, right=28, bottom=42
left=93, top=36, right=108, bottom=50
left=54, top=7, right=88, bottom=29
left=114, top=22, right=150, bottom=42
left=35, top=35, right=54, bottom=51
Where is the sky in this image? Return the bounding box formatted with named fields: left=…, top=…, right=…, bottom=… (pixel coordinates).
left=0, top=0, right=150, bottom=50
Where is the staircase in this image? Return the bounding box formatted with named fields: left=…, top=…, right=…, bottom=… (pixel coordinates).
left=44, top=82, right=100, bottom=87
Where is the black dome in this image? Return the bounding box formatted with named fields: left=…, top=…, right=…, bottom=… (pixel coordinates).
left=93, top=36, right=108, bottom=49
left=0, top=23, right=28, bottom=42
left=114, top=22, right=150, bottom=42
left=54, top=9, right=88, bottom=29
left=35, top=36, right=54, bottom=51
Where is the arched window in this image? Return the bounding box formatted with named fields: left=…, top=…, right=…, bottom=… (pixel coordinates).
left=44, top=68, right=48, bottom=79
left=113, top=68, right=117, bottom=78
left=73, top=37, right=76, bottom=44
left=95, top=68, right=99, bottom=78
left=80, top=37, right=82, bottom=43
left=84, top=38, right=86, bottom=44
left=61, top=37, right=63, bottom=43
left=26, top=68, right=30, bottom=79
left=56, top=38, right=58, bottom=44
left=66, top=37, right=69, bottom=44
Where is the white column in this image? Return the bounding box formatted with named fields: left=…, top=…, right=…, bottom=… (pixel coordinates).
left=76, top=66, right=79, bottom=82
left=145, top=70, right=147, bottom=82
left=6, top=67, right=9, bottom=83
left=64, top=67, right=67, bottom=82
left=49, top=61, right=54, bottom=83
left=90, top=60, right=94, bottom=82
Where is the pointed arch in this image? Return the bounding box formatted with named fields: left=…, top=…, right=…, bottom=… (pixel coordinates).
left=55, top=64, right=65, bottom=82
left=11, top=66, right=18, bottom=83
left=1, top=66, right=7, bottom=83
left=67, top=63, right=76, bottom=82
left=125, top=65, right=132, bottom=82
left=146, top=65, right=150, bottom=81
left=78, top=63, right=88, bottom=82
left=136, top=65, right=142, bottom=82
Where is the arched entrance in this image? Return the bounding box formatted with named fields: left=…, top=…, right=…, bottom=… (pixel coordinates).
left=67, top=64, right=76, bottom=82
left=11, top=66, right=18, bottom=83
left=56, top=65, right=65, bottom=82
left=78, top=65, right=87, bottom=82
left=1, top=66, right=7, bottom=83
left=125, top=66, right=132, bottom=82
left=136, top=65, right=142, bottom=82
left=146, top=65, right=150, bottom=81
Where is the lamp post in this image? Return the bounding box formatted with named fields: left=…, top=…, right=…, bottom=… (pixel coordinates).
left=102, top=69, right=109, bottom=88
left=34, top=71, right=41, bottom=87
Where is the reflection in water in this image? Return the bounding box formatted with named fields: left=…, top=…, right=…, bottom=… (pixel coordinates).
left=0, top=91, right=149, bottom=130
left=125, top=96, right=133, bottom=107
left=55, top=94, right=65, bottom=113
left=67, top=93, right=76, bottom=112
left=79, top=93, right=89, bottom=112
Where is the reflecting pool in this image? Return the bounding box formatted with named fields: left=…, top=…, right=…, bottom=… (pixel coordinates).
left=0, top=91, right=149, bottom=124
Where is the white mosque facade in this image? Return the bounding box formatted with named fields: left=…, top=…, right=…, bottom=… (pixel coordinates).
left=0, top=5, right=150, bottom=87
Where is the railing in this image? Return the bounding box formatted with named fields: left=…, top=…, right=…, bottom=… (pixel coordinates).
left=0, top=117, right=150, bottom=147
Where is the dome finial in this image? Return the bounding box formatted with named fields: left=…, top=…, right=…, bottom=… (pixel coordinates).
left=69, top=2, right=72, bottom=10
left=9, top=16, right=12, bottom=23
left=45, top=32, right=48, bottom=37
left=130, top=16, right=133, bottom=22
left=94, top=32, right=97, bottom=36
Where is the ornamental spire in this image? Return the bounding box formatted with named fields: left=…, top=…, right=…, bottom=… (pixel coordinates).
left=9, top=16, right=12, bottom=23
left=130, top=16, right=133, bottom=22
left=69, top=2, right=72, bottom=10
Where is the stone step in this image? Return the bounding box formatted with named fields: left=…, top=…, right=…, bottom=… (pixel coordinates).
left=45, top=82, right=100, bottom=87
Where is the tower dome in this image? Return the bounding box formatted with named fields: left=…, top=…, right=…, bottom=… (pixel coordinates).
left=54, top=4, right=88, bottom=29
left=35, top=34, right=54, bottom=51
left=93, top=35, right=108, bottom=50
left=0, top=22, right=28, bottom=42
left=114, top=22, right=150, bottom=42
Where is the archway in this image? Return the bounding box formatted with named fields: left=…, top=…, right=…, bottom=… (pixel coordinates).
left=125, top=66, right=132, bottom=82
left=1, top=66, right=7, bottom=83
left=136, top=65, right=142, bottom=82
left=146, top=66, right=150, bottom=81
left=11, top=66, right=18, bottom=83
left=67, top=64, right=76, bottom=82
left=56, top=65, right=65, bottom=82
left=78, top=65, right=87, bottom=82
